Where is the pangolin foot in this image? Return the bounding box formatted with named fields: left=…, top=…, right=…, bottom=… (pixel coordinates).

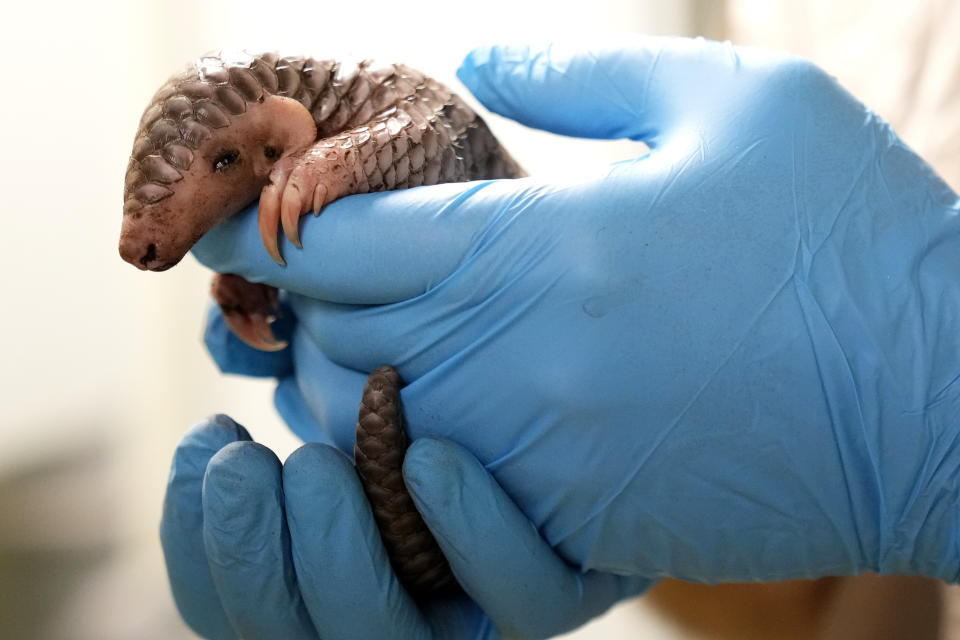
left=257, top=145, right=354, bottom=265
left=211, top=273, right=287, bottom=351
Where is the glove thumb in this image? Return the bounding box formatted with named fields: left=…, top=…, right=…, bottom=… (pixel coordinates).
left=457, top=39, right=760, bottom=149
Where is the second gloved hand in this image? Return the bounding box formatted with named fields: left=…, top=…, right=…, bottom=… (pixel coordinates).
left=160, top=416, right=647, bottom=639
left=194, top=39, right=960, bottom=584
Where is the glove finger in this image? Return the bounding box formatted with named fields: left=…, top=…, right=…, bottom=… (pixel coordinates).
left=202, top=441, right=318, bottom=639
left=404, top=438, right=652, bottom=638
left=191, top=177, right=542, bottom=305
left=458, top=39, right=757, bottom=146
left=203, top=300, right=295, bottom=378
left=160, top=415, right=251, bottom=640
left=283, top=443, right=442, bottom=640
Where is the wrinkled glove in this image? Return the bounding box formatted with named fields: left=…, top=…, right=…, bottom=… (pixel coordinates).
left=160, top=416, right=647, bottom=639
left=193, top=38, right=960, bottom=586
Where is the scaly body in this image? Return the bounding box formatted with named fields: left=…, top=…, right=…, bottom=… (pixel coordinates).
left=119, top=51, right=525, bottom=597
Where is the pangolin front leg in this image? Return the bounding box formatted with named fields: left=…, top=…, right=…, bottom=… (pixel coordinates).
left=257, top=137, right=357, bottom=263
left=256, top=91, right=493, bottom=266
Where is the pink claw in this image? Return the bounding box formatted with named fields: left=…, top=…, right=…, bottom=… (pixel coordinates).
left=258, top=182, right=285, bottom=266
left=281, top=181, right=303, bottom=249
left=312, top=183, right=327, bottom=215
left=223, top=312, right=288, bottom=352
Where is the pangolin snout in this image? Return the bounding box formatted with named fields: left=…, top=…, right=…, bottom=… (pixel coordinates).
left=119, top=232, right=178, bottom=271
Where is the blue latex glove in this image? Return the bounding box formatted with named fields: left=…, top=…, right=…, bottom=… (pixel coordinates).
left=193, top=38, right=960, bottom=585
left=160, top=416, right=647, bottom=639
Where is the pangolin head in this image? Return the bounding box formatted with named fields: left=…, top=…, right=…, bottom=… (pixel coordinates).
left=119, top=51, right=318, bottom=271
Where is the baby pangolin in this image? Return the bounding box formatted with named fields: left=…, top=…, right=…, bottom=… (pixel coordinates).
left=119, top=51, right=524, bottom=597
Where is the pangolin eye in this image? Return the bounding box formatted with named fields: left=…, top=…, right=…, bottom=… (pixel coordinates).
left=213, top=150, right=240, bottom=172
left=264, top=146, right=279, bottom=159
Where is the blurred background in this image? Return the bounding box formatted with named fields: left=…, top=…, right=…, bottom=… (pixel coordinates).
left=1, top=0, right=958, bottom=638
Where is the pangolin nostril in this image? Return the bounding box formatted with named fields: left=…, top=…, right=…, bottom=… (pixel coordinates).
left=140, top=243, right=157, bottom=267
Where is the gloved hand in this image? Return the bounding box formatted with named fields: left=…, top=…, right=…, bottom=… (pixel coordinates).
left=160, top=416, right=648, bottom=639
left=193, top=38, right=960, bottom=584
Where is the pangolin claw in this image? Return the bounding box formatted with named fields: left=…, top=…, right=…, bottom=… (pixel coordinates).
left=312, top=183, right=327, bottom=216
left=223, top=311, right=288, bottom=351
left=281, top=182, right=303, bottom=249
left=258, top=183, right=285, bottom=265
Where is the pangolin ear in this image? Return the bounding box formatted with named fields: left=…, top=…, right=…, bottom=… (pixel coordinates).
left=252, top=95, right=317, bottom=175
